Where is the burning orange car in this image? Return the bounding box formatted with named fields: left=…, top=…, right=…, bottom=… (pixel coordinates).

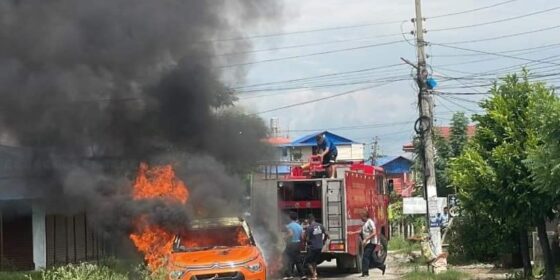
left=167, top=217, right=266, bottom=280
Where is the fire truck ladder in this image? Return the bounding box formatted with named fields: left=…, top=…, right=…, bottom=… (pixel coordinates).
left=326, top=180, right=344, bottom=244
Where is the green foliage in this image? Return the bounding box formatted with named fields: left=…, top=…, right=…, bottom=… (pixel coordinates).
left=414, top=112, right=470, bottom=197
left=525, top=83, right=560, bottom=204
left=448, top=71, right=558, bottom=268
left=12, top=262, right=167, bottom=280
left=403, top=270, right=471, bottom=280
left=27, top=263, right=128, bottom=280
left=0, top=271, right=41, bottom=280
left=449, top=112, right=469, bottom=158
left=388, top=195, right=403, bottom=222
left=447, top=211, right=517, bottom=263
left=388, top=236, right=421, bottom=253
left=434, top=131, right=453, bottom=196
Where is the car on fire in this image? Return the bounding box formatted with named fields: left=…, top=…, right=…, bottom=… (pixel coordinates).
left=167, top=217, right=266, bottom=280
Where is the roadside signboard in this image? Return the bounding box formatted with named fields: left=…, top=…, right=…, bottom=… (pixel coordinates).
left=403, top=197, right=447, bottom=215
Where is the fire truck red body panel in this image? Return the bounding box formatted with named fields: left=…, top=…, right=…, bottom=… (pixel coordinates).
left=344, top=169, right=389, bottom=256
left=276, top=158, right=389, bottom=270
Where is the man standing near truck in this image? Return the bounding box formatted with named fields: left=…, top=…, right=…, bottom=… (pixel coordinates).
left=304, top=214, right=328, bottom=280
left=283, top=212, right=306, bottom=280
left=350, top=210, right=386, bottom=277
left=315, top=133, right=337, bottom=178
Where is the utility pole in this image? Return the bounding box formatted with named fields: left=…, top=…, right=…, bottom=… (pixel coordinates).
left=413, top=0, right=444, bottom=260
left=371, top=136, right=379, bottom=164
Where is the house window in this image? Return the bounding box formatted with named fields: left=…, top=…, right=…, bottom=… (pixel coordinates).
left=376, top=176, right=384, bottom=194
left=282, top=147, right=288, bottom=157
left=291, top=148, right=302, bottom=161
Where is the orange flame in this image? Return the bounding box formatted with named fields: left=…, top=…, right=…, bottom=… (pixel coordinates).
left=129, top=162, right=189, bottom=271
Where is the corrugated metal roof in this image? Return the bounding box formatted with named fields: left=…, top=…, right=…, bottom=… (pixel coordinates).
left=375, top=155, right=413, bottom=168
left=290, top=131, right=358, bottom=147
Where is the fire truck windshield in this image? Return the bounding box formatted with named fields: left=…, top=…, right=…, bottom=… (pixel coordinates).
left=172, top=226, right=251, bottom=252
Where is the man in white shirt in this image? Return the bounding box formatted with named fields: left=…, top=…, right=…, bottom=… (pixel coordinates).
left=350, top=210, right=386, bottom=276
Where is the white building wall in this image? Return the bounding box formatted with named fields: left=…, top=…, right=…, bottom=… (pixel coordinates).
left=32, top=202, right=46, bottom=269
left=350, top=143, right=365, bottom=160
left=273, top=143, right=365, bottom=162
left=337, top=144, right=365, bottom=161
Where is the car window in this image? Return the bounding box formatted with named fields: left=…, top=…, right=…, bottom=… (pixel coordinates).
left=173, top=226, right=251, bottom=252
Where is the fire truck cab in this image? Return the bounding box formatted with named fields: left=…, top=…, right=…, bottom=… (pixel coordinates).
left=276, top=158, right=389, bottom=272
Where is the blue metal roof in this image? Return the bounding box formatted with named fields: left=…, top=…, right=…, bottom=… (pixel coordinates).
left=289, top=131, right=358, bottom=147
left=375, top=156, right=399, bottom=166
left=375, top=156, right=413, bottom=174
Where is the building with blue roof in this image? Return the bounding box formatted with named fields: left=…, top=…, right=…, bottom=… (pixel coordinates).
left=277, top=131, right=365, bottom=162
left=375, top=155, right=415, bottom=197
left=264, top=131, right=365, bottom=175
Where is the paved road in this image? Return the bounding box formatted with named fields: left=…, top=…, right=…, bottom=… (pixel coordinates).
left=314, top=254, right=406, bottom=280
left=272, top=252, right=410, bottom=280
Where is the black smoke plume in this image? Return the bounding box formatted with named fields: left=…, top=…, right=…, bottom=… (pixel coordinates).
left=0, top=0, right=282, bottom=255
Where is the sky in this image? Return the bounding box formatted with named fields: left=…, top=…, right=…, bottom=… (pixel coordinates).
left=226, top=0, right=560, bottom=156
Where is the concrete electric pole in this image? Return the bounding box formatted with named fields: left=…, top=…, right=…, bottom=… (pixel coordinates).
left=413, top=0, right=444, bottom=259
left=371, top=136, right=379, bottom=164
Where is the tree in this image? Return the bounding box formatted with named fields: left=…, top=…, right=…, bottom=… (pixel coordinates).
left=449, top=112, right=469, bottom=158
left=525, top=82, right=560, bottom=279
left=433, top=112, right=469, bottom=196
left=449, top=72, right=557, bottom=279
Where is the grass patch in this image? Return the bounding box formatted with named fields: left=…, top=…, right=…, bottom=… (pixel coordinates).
left=447, top=253, right=477, bottom=266
left=0, top=262, right=165, bottom=280
left=0, top=271, right=41, bottom=280
left=403, top=270, right=471, bottom=280
left=388, top=236, right=421, bottom=253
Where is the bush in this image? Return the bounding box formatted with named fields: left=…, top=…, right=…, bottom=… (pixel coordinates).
left=15, top=262, right=167, bottom=280
left=447, top=212, right=517, bottom=264
left=30, top=263, right=128, bottom=280
left=388, top=236, right=420, bottom=254
left=403, top=270, right=471, bottom=280
left=0, top=271, right=41, bottom=280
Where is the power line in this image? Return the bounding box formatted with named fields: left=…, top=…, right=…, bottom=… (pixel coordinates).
left=237, top=69, right=409, bottom=92
left=237, top=76, right=409, bottom=96
left=351, top=129, right=414, bottom=142
left=440, top=94, right=481, bottom=105
left=430, top=6, right=560, bottom=32
left=439, top=24, right=560, bottom=45
left=209, top=0, right=517, bottom=43
left=254, top=82, right=394, bottom=115
left=428, top=0, right=518, bottom=19
left=279, top=121, right=413, bottom=133
left=437, top=95, right=480, bottom=113
left=431, top=42, right=560, bottom=57
left=432, top=43, right=560, bottom=68
left=219, top=6, right=560, bottom=58
left=220, top=40, right=406, bottom=68
left=432, top=54, right=560, bottom=80
left=215, top=32, right=403, bottom=57
left=233, top=63, right=404, bottom=90
left=209, top=20, right=405, bottom=43
left=435, top=96, right=456, bottom=113
left=436, top=91, right=488, bottom=95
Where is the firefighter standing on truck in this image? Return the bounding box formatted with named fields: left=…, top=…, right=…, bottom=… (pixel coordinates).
left=315, top=133, right=337, bottom=178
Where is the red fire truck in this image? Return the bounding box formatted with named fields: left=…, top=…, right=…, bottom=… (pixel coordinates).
left=276, top=156, right=390, bottom=272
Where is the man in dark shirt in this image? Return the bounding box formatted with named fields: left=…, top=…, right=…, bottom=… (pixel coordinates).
left=304, top=214, right=328, bottom=280
left=316, top=134, right=338, bottom=178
